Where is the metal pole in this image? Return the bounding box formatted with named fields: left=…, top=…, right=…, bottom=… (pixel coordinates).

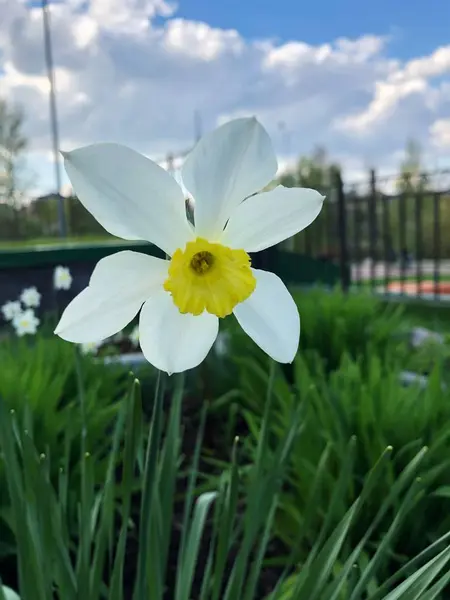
left=368, top=169, right=377, bottom=291
left=398, top=191, right=407, bottom=295
left=166, top=153, right=175, bottom=176
left=335, top=170, right=350, bottom=291
left=433, top=192, right=441, bottom=299
left=414, top=181, right=424, bottom=297
left=42, top=0, right=67, bottom=238
left=194, top=110, right=202, bottom=143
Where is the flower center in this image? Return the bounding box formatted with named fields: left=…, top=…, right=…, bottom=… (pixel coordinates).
left=164, top=237, right=256, bottom=318
left=190, top=251, right=214, bottom=274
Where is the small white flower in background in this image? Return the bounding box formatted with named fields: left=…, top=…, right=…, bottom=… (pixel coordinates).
left=1, top=586, right=20, bottom=600
left=20, top=286, right=41, bottom=308
left=1, top=300, right=22, bottom=321
left=129, top=325, right=140, bottom=347
left=55, top=117, right=324, bottom=374
left=410, top=326, right=444, bottom=348
left=12, top=309, right=40, bottom=336
left=79, top=340, right=103, bottom=355
left=54, top=265, right=73, bottom=290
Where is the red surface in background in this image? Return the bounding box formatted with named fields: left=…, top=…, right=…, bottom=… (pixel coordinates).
left=387, top=280, right=450, bottom=294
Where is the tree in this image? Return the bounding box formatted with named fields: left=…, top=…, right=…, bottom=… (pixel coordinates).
left=276, top=147, right=341, bottom=255
left=0, top=99, right=28, bottom=238
left=396, top=138, right=428, bottom=195
left=279, top=146, right=340, bottom=191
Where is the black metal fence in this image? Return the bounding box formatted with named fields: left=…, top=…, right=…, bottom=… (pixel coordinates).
left=2, top=166, right=450, bottom=302
left=324, top=168, right=450, bottom=300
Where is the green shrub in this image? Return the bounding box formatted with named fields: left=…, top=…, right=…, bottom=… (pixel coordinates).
left=217, top=350, right=450, bottom=583
left=293, top=288, right=407, bottom=368
left=2, top=372, right=450, bottom=600
left=0, top=334, right=129, bottom=561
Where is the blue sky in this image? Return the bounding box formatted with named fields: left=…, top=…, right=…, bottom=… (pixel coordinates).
left=2, top=0, right=450, bottom=197
left=176, top=0, right=450, bottom=60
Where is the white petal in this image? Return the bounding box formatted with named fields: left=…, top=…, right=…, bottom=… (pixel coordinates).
left=2, top=586, right=20, bottom=600
left=55, top=251, right=168, bottom=343
left=182, top=118, right=277, bottom=239
left=221, top=186, right=325, bottom=252
left=233, top=269, right=299, bottom=363
left=63, top=143, right=193, bottom=255
left=139, top=291, right=219, bottom=374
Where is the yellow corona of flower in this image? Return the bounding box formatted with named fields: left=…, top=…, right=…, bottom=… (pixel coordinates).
left=55, top=118, right=324, bottom=374
left=164, top=238, right=256, bottom=318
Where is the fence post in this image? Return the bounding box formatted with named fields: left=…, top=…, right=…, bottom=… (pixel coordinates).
left=414, top=177, right=424, bottom=296
left=368, top=169, right=377, bottom=290
left=433, top=193, right=441, bottom=299
left=335, top=170, right=350, bottom=291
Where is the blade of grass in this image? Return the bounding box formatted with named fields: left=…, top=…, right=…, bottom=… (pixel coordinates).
left=175, top=491, right=217, bottom=600
left=381, top=544, right=450, bottom=600
left=108, top=378, right=144, bottom=600
left=133, top=370, right=166, bottom=600
left=210, top=437, right=241, bottom=600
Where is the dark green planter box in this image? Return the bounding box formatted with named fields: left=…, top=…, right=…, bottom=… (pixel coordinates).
left=0, top=241, right=344, bottom=324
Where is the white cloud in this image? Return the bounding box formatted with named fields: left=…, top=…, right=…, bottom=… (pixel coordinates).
left=336, top=45, right=450, bottom=144
left=88, top=0, right=176, bottom=31
left=164, top=19, right=244, bottom=60
left=1, top=0, right=450, bottom=195
left=430, top=119, right=450, bottom=148
left=338, top=78, right=428, bottom=133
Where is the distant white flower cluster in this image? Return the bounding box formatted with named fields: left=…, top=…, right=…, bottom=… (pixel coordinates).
left=20, top=287, right=41, bottom=308
left=1, top=300, right=21, bottom=321
left=13, top=309, right=40, bottom=337
left=54, top=265, right=73, bottom=291
left=1, top=287, right=41, bottom=337
left=1, top=265, right=141, bottom=355
left=1, top=263, right=71, bottom=337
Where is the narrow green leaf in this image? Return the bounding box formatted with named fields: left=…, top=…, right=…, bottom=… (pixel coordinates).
left=175, top=491, right=217, bottom=600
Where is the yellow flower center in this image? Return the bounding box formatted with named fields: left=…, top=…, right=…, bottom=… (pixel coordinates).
left=164, top=237, right=256, bottom=318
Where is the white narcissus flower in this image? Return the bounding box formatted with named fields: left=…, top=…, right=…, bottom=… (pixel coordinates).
left=1, top=300, right=22, bottom=321
left=12, top=309, right=40, bottom=336
left=54, top=265, right=73, bottom=290
left=55, top=118, right=324, bottom=374
left=79, top=340, right=103, bottom=355
left=1, top=586, right=20, bottom=600
left=129, top=325, right=140, bottom=347
left=20, top=286, right=41, bottom=308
